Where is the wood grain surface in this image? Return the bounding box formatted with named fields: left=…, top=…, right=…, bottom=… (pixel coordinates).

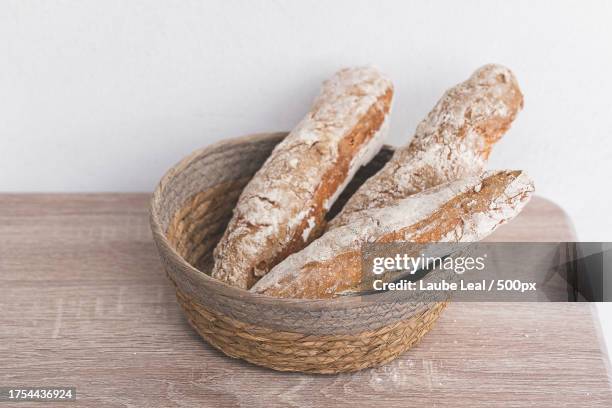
left=1, top=194, right=610, bottom=407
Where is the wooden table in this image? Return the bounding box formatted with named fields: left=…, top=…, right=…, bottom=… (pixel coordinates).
left=1, top=194, right=611, bottom=407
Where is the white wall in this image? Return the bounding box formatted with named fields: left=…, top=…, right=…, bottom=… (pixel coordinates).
left=1, top=0, right=611, bottom=241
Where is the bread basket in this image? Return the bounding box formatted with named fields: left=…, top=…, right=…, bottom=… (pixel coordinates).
left=150, top=132, right=449, bottom=374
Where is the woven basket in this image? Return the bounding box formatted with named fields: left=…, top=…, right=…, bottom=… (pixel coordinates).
left=150, top=132, right=449, bottom=374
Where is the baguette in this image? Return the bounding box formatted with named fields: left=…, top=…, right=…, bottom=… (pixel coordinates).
left=213, top=67, right=394, bottom=289
left=250, top=170, right=534, bottom=299
left=329, top=64, right=523, bottom=229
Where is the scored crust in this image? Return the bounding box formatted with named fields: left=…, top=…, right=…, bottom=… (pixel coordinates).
left=213, top=67, right=394, bottom=289
left=329, top=64, right=524, bottom=229
left=250, top=170, right=535, bottom=299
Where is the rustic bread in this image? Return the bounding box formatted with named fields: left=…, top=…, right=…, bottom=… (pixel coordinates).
left=250, top=170, right=534, bottom=299
left=329, top=64, right=523, bottom=229
left=213, top=67, right=394, bottom=289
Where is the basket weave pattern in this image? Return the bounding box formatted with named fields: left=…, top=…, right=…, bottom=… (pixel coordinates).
left=177, top=288, right=446, bottom=373
left=150, top=133, right=448, bottom=373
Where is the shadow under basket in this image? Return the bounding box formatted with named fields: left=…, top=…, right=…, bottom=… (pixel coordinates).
left=150, top=132, right=448, bottom=374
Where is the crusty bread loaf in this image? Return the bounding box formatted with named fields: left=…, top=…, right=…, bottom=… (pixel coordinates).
left=213, top=67, right=394, bottom=289
left=250, top=170, right=534, bottom=299
left=328, top=64, right=523, bottom=229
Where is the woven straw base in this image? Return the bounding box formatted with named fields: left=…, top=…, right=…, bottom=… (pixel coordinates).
left=176, top=288, right=447, bottom=374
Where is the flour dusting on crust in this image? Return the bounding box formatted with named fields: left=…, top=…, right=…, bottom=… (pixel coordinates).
left=251, top=170, right=534, bottom=298
left=329, top=64, right=523, bottom=229
left=213, top=66, right=394, bottom=289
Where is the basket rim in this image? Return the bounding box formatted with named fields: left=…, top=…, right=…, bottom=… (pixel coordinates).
left=150, top=131, right=407, bottom=312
